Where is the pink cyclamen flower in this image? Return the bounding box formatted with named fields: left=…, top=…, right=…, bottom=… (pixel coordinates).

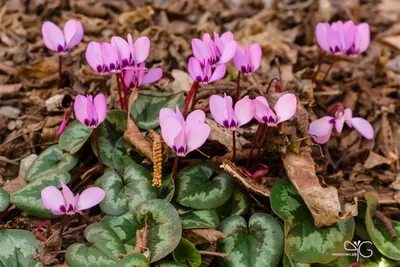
left=58, top=120, right=68, bottom=135
left=309, top=108, right=374, bottom=144
left=188, top=57, right=226, bottom=84
left=123, top=62, right=163, bottom=88
left=316, top=20, right=370, bottom=55
left=74, top=94, right=107, bottom=128
left=42, top=20, right=84, bottom=53
left=232, top=43, right=262, bottom=76
left=192, top=32, right=237, bottom=66
left=253, top=94, right=297, bottom=127
left=159, top=107, right=211, bottom=157
left=210, top=94, right=255, bottom=130
left=41, top=182, right=105, bottom=216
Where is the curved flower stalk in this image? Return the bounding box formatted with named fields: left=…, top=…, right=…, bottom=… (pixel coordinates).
left=123, top=62, right=163, bottom=88
left=309, top=106, right=374, bottom=144
left=210, top=94, right=255, bottom=161
left=41, top=182, right=105, bottom=216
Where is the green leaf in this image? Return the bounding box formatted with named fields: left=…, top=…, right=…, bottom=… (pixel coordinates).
left=10, top=170, right=70, bottom=218
left=116, top=253, right=150, bottom=267
left=365, top=192, right=400, bottom=260
left=130, top=90, right=184, bottom=130
left=270, top=177, right=311, bottom=225
left=159, top=172, right=175, bottom=202
left=217, top=214, right=284, bottom=267
left=180, top=210, right=219, bottom=229
left=0, top=229, right=42, bottom=267
left=283, top=253, right=311, bottom=267
left=172, top=238, right=201, bottom=267
left=217, top=187, right=251, bottom=219
left=154, top=262, right=188, bottom=267
left=92, top=110, right=128, bottom=168
left=113, top=137, right=141, bottom=175
left=98, top=165, right=157, bottom=215
left=25, top=145, right=78, bottom=182
left=66, top=223, right=126, bottom=267
left=176, top=164, right=234, bottom=210
left=0, top=187, right=10, bottom=212
left=59, top=120, right=93, bottom=154
left=135, top=199, right=182, bottom=263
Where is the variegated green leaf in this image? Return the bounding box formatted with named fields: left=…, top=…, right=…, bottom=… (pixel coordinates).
left=116, top=253, right=150, bottom=267
left=270, top=177, right=310, bottom=225
left=283, top=253, right=310, bottom=267
left=59, top=120, right=93, bottom=154
left=365, top=192, right=400, bottom=260
left=10, top=169, right=70, bottom=218
left=100, top=212, right=140, bottom=251
left=130, top=90, right=184, bottom=130
left=176, top=164, right=234, bottom=210
left=92, top=110, right=128, bottom=168
left=172, top=238, right=201, bottom=267
left=25, top=145, right=78, bottom=182
left=159, top=172, right=175, bottom=202
left=217, top=214, right=284, bottom=267
left=135, top=199, right=182, bottom=262
left=0, top=229, right=42, bottom=267
left=66, top=223, right=126, bottom=267
left=154, top=262, right=187, bottom=267
left=113, top=137, right=141, bottom=175
left=0, top=187, right=10, bottom=212
left=217, top=187, right=251, bottom=219
left=98, top=165, right=157, bottom=215
left=180, top=210, right=219, bottom=229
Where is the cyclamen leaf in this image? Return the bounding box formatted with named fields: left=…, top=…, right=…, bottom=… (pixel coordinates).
left=59, top=120, right=93, bottom=154
left=113, top=137, right=141, bottom=175
left=172, top=238, right=201, bottom=267
left=0, top=187, right=10, bottom=212
left=180, top=210, right=219, bottom=229
left=116, top=253, right=149, bottom=267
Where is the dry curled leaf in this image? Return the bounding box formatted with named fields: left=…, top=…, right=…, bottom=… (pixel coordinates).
left=364, top=151, right=393, bottom=169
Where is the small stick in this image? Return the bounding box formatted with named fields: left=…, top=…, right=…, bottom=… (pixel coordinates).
left=236, top=71, right=241, bottom=101
left=320, top=55, right=337, bottom=84
left=265, top=78, right=279, bottom=94
left=196, top=149, right=210, bottom=158
left=115, top=74, right=124, bottom=110
left=312, top=51, right=326, bottom=83
left=232, top=131, right=236, bottom=162
left=246, top=123, right=263, bottom=167
left=254, top=125, right=268, bottom=164
left=374, top=210, right=397, bottom=240
left=172, top=155, right=179, bottom=180
left=93, top=128, right=104, bottom=173
left=199, top=251, right=229, bottom=258
left=58, top=55, right=62, bottom=88
left=120, top=73, right=129, bottom=111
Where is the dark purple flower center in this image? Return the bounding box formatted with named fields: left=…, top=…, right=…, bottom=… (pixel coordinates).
left=84, top=118, right=98, bottom=127
left=96, top=65, right=103, bottom=72
left=57, top=45, right=64, bottom=52
left=329, top=118, right=336, bottom=124
left=223, top=120, right=237, bottom=129
left=60, top=205, right=66, bottom=213
left=172, top=145, right=185, bottom=156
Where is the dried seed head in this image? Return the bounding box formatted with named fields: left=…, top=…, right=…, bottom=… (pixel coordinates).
left=151, top=131, right=163, bottom=188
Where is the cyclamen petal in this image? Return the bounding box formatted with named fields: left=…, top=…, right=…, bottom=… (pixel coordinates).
left=134, top=36, right=150, bottom=64
left=309, top=116, right=335, bottom=144
left=64, top=20, right=84, bottom=51
left=74, top=94, right=107, bottom=128
left=76, top=187, right=106, bottom=211
left=86, top=42, right=104, bottom=73
left=348, top=117, right=374, bottom=139
left=275, top=93, right=297, bottom=123
left=186, top=123, right=211, bottom=154
left=61, top=182, right=76, bottom=213
left=41, top=186, right=66, bottom=215
left=42, top=21, right=65, bottom=52
left=234, top=96, right=255, bottom=127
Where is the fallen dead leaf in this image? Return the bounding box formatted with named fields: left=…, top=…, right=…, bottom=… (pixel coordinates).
left=0, top=83, right=22, bottom=98
left=364, top=151, right=393, bottom=169
left=119, top=6, right=154, bottom=25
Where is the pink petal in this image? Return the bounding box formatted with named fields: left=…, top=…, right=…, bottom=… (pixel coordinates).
left=64, top=20, right=84, bottom=51
left=74, top=95, right=88, bottom=125
left=123, top=69, right=137, bottom=88
left=348, top=117, right=374, bottom=139
left=209, top=64, right=226, bottom=83
left=219, top=32, right=235, bottom=45
left=327, top=24, right=341, bottom=53
left=255, top=96, right=270, bottom=107
left=209, top=95, right=229, bottom=126
left=335, top=114, right=346, bottom=133
left=232, top=46, right=247, bottom=73
left=134, top=36, right=150, bottom=64
left=76, top=187, right=106, bottom=211
left=58, top=120, right=68, bottom=135
left=234, top=96, right=255, bottom=127
left=253, top=98, right=269, bottom=123
left=308, top=116, right=334, bottom=142
left=313, top=133, right=333, bottom=144
left=142, top=68, right=163, bottom=85
left=94, top=94, right=107, bottom=124
left=343, top=20, right=356, bottom=52
left=85, top=42, right=103, bottom=73
left=355, top=23, right=370, bottom=53
left=159, top=107, right=177, bottom=122
left=86, top=95, right=97, bottom=124
left=160, top=116, right=183, bottom=148
left=186, top=109, right=206, bottom=130
left=101, top=42, right=119, bottom=71
left=188, top=57, right=203, bottom=82
left=185, top=123, right=211, bottom=154
left=218, top=41, right=237, bottom=64
left=192, top=38, right=209, bottom=63
left=42, top=21, right=65, bottom=52
left=111, top=36, right=131, bottom=67
left=274, top=93, right=297, bottom=123
left=249, top=43, right=262, bottom=71
left=61, top=182, right=76, bottom=212
left=333, top=21, right=346, bottom=52
left=316, top=23, right=330, bottom=52
left=41, top=186, right=65, bottom=215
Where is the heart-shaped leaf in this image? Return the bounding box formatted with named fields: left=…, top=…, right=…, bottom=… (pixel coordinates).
left=180, top=210, right=219, bottom=229
left=172, top=238, right=201, bottom=267
left=100, top=212, right=140, bottom=251
left=176, top=164, right=234, bottom=210
left=0, top=187, right=10, bottom=212
left=92, top=110, right=128, bottom=168
left=59, top=120, right=93, bottom=154
left=130, top=90, right=184, bottom=130
left=135, top=199, right=182, bottom=262
left=98, top=164, right=157, bottom=215
left=365, top=192, right=400, bottom=261
left=217, top=187, right=251, bottom=219
left=217, top=214, right=284, bottom=267
left=25, top=145, right=78, bottom=182
left=116, top=253, right=150, bottom=267
left=159, top=173, right=175, bottom=202
left=11, top=169, right=71, bottom=218
left=113, top=137, right=141, bottom=175
left=66, top=223, right=126, bottom=267
left=0, top=229, right=42, bottom=267
left=154, top=262, right=187, bottom=267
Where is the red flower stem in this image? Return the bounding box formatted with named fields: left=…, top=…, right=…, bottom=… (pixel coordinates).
left=93, top=128, right=103, bottom=173
left=119, top=73, right=129, bottom=111
left=245, top=122, right=263, bottom=167
left=320, top=55, right=337, bottom=85
left=255, top=125, right=268, bottom=164
left=189, top=85, right=199, bottom=112
left=115, top=74, right=124, bottom=110
left=58, top=55, right=62, bottom=88
left=80, top=212, right=92, bottom=224
left=232, top=131, right=236, bottom=162
left=172, top=155, right=179, bottom=180
left=266, top=77, right=279, bottom=94
left=325, top=102, right=344, bottom=116
left=34, top=220, right=51, bottom=236
left=59, top=215, right=68, bottom=237
left=236, top=71, right=241, bottom=101
left=312, top=51, right=326, bottom=83
left=183, top=81, right=198, bottom=115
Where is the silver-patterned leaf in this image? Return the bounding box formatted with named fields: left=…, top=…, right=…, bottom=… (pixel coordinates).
left=116, top=253, right=150, bottom=267
left=180, top=210, right=219, bottom=229
left=0, top=187, right=10, bottom=212
left=113, top=137, right=141, bottom=175
left=59, top=120, right=93, bottom=154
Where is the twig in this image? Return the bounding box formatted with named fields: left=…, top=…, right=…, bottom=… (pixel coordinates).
left=62, top=224, right=87, bottom=236
left=313, top=51, right=326, bottom=83
left=320, top=55, right=337, bottom=84
left=236, top=71, right=241, bottom=101
left=199, top=251, right=228, bottom=258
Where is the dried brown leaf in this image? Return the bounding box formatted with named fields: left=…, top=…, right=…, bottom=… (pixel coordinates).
left=364, top=151, right=393, bottom=169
